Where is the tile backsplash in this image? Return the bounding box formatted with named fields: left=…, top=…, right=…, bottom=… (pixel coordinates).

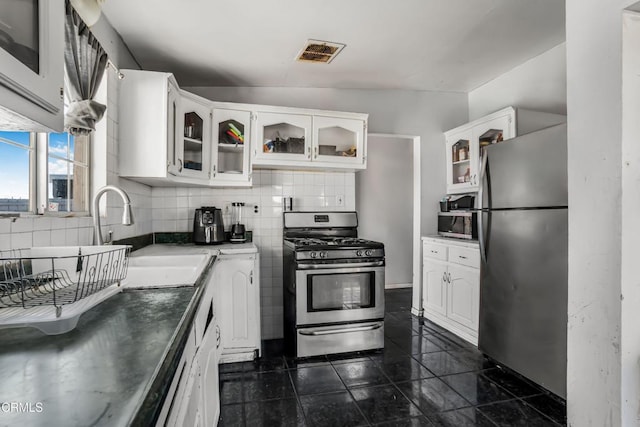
left=152, top=169, right=356, bottom=339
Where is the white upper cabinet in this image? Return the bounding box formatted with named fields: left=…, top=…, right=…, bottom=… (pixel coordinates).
left=118, top=70, right=370, bottom=185
left=444, top=107, right=565, bottom=195
left=445, top=128, right=476, bottom=194
left=312, top=115, right=366, bottom=167
left=211, top=108, right=252, bottom=185
left=253, top=111, right=312, bottom=164
left=176, top=91, right=211, bottom=181
left=253, top=108, right=367, bottom=170
left=445, top=107, right=515, bottom=194
left=0, top=0, right=64, bottom=131
left=119, top=70, right=189, bottom=185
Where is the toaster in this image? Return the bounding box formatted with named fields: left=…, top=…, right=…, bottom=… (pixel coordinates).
left=193, top=207, right=225, bottom=244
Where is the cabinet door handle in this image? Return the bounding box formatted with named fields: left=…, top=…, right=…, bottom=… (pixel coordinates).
left=442, top=272, right=447, bottom=283
left=250, top=270, right=253, bottom=284
left=448, top=272, right=452, bottom=282
left=314, top=146, right=318, bottom=158
left=307, top=146, right=311, bottom=159
left=178, top=158, right=183, bottom=172
left=216, top=325, right=221, bottom=349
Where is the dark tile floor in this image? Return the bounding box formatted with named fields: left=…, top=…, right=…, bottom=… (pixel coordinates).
left=218, top=289, right=567, bottom=426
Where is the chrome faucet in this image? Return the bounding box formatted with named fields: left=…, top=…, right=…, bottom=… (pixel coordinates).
left=92, top=185, right=134, bottom=245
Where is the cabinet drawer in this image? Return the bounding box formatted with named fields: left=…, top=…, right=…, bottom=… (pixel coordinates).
left=423, top=242, right=447, bottom=261
left=448, top=246, right=480, bottom=268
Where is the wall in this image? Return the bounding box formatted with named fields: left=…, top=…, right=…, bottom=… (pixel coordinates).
left=621, top=11, right=640, bottom=426
left=356, top=135, right=413, bottom=286
left=153, top=170, right=355, bottom=339
left=566, top=1, right=636, bottom=426
left=468, top=43, right=567, bottom=120
left=186, top=87, right=468, bottom=240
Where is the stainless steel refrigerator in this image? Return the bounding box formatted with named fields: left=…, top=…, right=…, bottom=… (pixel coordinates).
left=478, top=123, right=567, bottom=398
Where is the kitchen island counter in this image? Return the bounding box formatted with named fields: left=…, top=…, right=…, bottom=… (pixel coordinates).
left=0, top=286, right=200, bottom=426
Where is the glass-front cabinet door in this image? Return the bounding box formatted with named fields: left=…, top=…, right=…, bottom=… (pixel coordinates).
left=253, top=112, right=312, bottom=165
left=175, top=93, right=211, bottom=180
left=212, top=108, right=251, bottom=184
left=445, top=129, right=477, bottom=194
left=0, top=0, right=63, bottom=118
left=312, top=116, right=365, bottom=167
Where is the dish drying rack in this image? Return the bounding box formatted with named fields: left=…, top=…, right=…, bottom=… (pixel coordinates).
left=0, top=245, right=130, bottom=335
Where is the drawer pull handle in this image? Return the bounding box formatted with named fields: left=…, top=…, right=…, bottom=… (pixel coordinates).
left=300, top=324, right=382, bottom=336
left=431, top=250, right=438, bottom=253
left=459, top=255, right=467, bottom=259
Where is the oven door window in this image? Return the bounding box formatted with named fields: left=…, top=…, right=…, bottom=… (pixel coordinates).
left=307, top=272, right=375, bottom=311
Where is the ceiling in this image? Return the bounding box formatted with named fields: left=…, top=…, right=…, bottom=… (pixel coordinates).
left=101, top=0, right=565, bottom=92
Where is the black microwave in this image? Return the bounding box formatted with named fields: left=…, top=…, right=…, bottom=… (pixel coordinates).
left=437, top=211, right=477, bottom=240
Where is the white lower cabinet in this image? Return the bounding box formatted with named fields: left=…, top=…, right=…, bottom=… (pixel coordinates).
left=422, top=259, right=448, bottom=317
left=215, top=251, right=261, bottom=363
left=447, top=264, right=479, bottom=332
left=422, top=238, right=480, bottom=345
left=159, top=263, right=220, bottom=427
left=175, top=357, right=203, bottom=427
left=199, top=313, right=220, bottom=427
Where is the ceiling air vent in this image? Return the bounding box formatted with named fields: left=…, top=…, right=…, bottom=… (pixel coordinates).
left=296, top=40, right=345, bottom=64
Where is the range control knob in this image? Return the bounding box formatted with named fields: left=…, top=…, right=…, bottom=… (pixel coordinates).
left=365, top=250, right=373, bottom=257
left=310, top=252, right=317, bottom=258
left=319, top=252, right=327, bottom=259
left=356, top=250, right=363, bottom=257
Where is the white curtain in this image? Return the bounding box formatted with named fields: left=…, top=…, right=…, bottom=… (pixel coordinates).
left=64, top=1, right=107, bottom=136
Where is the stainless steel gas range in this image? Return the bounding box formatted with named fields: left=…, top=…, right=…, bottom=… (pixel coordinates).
left=283, top=211, right=385, bottom=358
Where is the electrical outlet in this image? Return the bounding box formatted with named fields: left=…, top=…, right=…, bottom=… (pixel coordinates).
left=223, top=202, right=231, bottom=214
left=336, top=195, right=344, bottom=207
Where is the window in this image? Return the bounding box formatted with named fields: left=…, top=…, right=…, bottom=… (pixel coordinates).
left=0, top=131, right=90, bottom=215
left=46, top=133, right=89, bottom=213
left=0, top=131, right=34, bottom=212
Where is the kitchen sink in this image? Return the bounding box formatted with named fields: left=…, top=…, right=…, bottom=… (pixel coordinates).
left=122, top=254, right=209, bottom=288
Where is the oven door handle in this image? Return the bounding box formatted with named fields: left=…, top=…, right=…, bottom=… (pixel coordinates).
left=296, top=260, right=385, bottom=270
left=299, top=324, right=382, bottom=336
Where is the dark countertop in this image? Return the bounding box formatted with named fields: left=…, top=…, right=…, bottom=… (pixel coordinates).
left=0, top=286, right=199, bottom=427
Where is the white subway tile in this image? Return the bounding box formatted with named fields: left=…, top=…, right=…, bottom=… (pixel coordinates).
left=293, top=171, right=305, bottom=185
left=164, top=208, right=178, bottom=221
left=32, top=230, right=51, bottom=247
left=65, top=228, right=79, bottom=246
left=303, top=173, right=315, bottom=187
left=260, top=171, right=272, bottom=185
left=0, top=219, right=10, bottom=234
left=50, top=217, right=67, bottom=231
left=11, top=232, right=32, bottom=249
left=79, top=228, right=93, bottom=245
left=0, top=235, right=10, bottom=251
left=11, top=218, right=33, bottom=233
left=51, top=228, right=66, bottom=246
left=32, top=217, right=51, bottom=231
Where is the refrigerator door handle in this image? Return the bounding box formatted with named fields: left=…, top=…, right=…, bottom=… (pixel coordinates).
left=478, top=149, right=488, bottom=263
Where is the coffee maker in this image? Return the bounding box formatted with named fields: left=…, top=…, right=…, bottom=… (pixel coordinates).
left=193, top=207, right=225, bottom=244
left=230, top=202, right=246, bottom=243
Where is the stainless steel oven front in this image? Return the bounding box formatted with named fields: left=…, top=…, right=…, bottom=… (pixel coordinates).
left=294, top=261, right=385, bottom=326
